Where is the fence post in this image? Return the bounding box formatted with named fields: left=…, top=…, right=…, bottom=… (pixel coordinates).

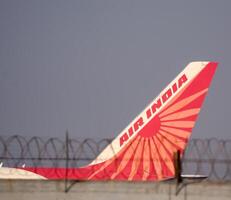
left=65, top=130, right=69, bottom=193
left=174, top=150, right=182, bottom=184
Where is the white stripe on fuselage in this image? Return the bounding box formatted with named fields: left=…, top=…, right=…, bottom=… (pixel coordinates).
left=0, top=167, right=46, bottom=179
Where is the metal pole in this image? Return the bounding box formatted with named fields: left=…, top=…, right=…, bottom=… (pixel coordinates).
left=65, top=130, right=69, bottom=193
left=174, top=150, right=182, bottom=184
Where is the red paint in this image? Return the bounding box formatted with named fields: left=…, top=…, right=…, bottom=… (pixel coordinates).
left=138, top=115, right=160, bottom=138
left=15, top=62, right=218, bottom=182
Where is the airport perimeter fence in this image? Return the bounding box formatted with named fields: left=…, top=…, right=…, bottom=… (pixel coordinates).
left=0, top=135, right=231, bottom=181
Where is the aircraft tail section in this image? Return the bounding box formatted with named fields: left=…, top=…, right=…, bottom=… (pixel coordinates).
left=86, top=61, right=218, bottom=181
left=0, top=61, right=218, bottom=181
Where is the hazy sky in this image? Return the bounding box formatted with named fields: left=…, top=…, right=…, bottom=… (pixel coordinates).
left=0, top=0, right=230, bottom=139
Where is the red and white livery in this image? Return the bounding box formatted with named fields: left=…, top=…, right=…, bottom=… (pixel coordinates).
left=0, top=61, right=218, bottom=181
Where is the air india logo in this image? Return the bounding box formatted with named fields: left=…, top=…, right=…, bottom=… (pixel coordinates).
left=120, top=74, right=188, bottom=146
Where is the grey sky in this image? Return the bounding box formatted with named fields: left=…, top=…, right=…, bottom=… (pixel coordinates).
left=0, top=0, right=230, bottom=139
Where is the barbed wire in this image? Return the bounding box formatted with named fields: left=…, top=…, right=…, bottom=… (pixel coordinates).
left=0, top=135, right=230, bottom=181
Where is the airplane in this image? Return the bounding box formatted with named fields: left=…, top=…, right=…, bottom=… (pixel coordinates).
left=0, top=61, right=218, bottom=181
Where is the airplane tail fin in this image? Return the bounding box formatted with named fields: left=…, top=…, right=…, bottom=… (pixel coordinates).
left=87, top=61, right=218, bottom=181
left=2, top=61, right=217, bottom=181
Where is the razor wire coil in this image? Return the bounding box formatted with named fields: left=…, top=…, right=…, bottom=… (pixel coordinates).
left=0, top=135, right=230, bottom=181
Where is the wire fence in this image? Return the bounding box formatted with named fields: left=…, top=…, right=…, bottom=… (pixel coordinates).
left=0, top=135, right=231, bottom=181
